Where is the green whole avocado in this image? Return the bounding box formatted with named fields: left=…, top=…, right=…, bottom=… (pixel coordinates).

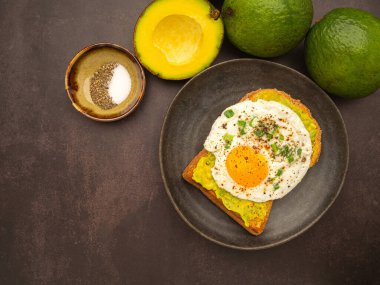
left=305, top=8, right=380, bottom=98
left=222, top=0, right=313, bottom=58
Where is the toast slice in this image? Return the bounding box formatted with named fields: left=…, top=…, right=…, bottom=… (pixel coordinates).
left=182, top=89, right=322, bottom=236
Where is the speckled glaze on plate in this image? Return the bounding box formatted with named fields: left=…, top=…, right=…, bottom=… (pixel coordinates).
left=159, top=59, right=349, bottom=250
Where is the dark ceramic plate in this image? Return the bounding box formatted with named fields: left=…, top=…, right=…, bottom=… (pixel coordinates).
left=159, top=59, right=348, bottom=250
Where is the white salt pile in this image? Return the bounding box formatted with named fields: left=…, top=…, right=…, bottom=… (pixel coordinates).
left=108, top=64, right=132, bottom=104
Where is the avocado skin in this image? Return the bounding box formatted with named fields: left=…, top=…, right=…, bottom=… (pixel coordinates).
left=305, top=8, right=380, bottom=98
left=222, top=0, right=313, bottom=58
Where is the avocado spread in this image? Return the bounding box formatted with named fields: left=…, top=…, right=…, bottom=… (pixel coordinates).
left=192, top=153, right=270, bottom=227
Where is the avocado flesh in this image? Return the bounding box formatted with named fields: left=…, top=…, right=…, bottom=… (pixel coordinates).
left=305, top=8, right=380, bottom=98
left=193, top=153, right=270, bottom=227
left=134, top=0, right=224, bottom=80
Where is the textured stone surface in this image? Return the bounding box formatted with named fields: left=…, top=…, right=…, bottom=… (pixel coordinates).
left=0, top=0, right=379, bottom=284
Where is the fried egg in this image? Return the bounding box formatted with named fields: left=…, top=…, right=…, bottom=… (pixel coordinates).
left=204, top=99, right=312, bottom=202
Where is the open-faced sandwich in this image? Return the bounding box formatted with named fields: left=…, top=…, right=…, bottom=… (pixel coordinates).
left=182, top=89, right=322, bottom=235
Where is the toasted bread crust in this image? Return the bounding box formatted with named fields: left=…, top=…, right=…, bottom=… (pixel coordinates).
left=182, top=89, right=322, bottom=236
left=182, top=149, right=272, bottom=235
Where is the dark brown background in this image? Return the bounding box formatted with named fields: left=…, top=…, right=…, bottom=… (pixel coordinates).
left=0, top=0, right=379, bottom=284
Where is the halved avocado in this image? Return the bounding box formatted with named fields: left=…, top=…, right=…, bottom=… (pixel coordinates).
left=134, top=0, right=224, bottom=80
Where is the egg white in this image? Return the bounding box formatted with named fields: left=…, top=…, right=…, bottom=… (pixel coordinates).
left=204, top=99, right=312, bottom=202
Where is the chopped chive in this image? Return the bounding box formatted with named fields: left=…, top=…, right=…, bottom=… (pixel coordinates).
left=271, top=143, right=279, bottom=153
left=249, top=116, right=256, bottom=127
left=287, top=155, right=294, bottom=163
left=274, top=183, right=280, bottom=190
left=254, top=130, right=265, bottom=137
left=272, top=124, right=279, bottom=134
left=238, top=120, right=247, bottom=135
left=266, top=133, right=273, bottom=139
left=297, top=148, right=302, bottom=156
left=223, top=133, right=234, bottom=141
left=279, top=134, right=285, bottom=140
left=281, top=145, right=290, bottom=156
left=223, top=133, right=234, bottom=149
left=276, top=169, right=283, bottom=176
left=224, top=109, right=235, bottom=118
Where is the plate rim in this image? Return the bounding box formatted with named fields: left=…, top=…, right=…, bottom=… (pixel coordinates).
left=159, top=58, right=349, bottom=250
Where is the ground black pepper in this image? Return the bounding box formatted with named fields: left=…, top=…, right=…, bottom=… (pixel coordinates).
left=90, top=62, right=118, bottom=110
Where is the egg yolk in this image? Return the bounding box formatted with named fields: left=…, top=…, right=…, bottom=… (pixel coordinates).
left=226, top=146, right=269, bottom=188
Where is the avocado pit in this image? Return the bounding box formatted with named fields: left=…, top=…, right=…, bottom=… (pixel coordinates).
left=153, top=15, right=203, bottom=66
